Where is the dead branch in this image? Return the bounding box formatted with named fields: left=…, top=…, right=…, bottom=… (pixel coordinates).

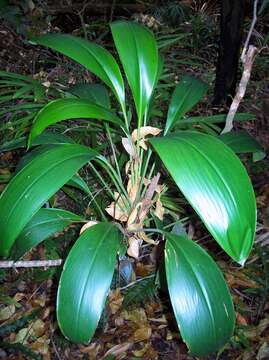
left=222, top=0, right=259, bottom=134
left=0, top=259, right=62, bottom=268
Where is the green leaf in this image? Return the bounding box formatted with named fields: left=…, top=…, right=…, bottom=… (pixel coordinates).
left=66, top=174, right=91, bottom=195
left=29, top=99, right=124, bottom=144
left=31, top=34, right=125, bottom=111
left=219, top=130, right=266, bottom=161
left=0, top=144, right=97, bottom=257
left=165, top=75, right=208, bottom=134
left=69, top=83, right=110, bottom=108
left=150, top=131, right=256, bottom=265
left=0, top=132, right=75, bottom=152
left=165, top=233, right=235, bottom=356
left=175, top=112, right=256, bottom=127
left=111, top=21, right=159, bottom=126
left=12, top=208, right=83, bottom=259
left=57, top=222, right=121, bottom=343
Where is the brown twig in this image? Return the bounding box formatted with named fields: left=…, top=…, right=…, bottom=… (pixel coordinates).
left=0, top=259, right=62, bottom=268
left=222, top=0, right=259, bottom=134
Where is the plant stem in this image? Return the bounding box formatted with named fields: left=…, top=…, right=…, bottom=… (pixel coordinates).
left=105, top=123, right=122, bottom=181
left=96, top=157, right=131, bottom=207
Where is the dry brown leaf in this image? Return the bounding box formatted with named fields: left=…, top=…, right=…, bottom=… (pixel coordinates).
left=226, top=271, right=260, bottom=289
left=13, top=293, right=25, bottom=302
left=121, top=308, right=148, bottom=325
left=32, top=319, right=46, bottom=337
left=80, top=221, right=99, bottom=234
left=79, top=343, right=101, bottom=359
left=138, top=232, right=158, bottom=245
left=31, top=335, right=50, bottom=355
left=154, top=197, right=164, bottom=221
left=132, top=127, right=161, bottom=142
left=103, top=342, right=132, bottom=358
left=132, top=343, right=151, bottom=357
left=109, top=288, right=124, bottom=314
left=127, top=203, right=141, bottom=227
left=105, top=193, right=128, bottom=222
left=132, top=326, right=152, bottom=342
left=127, top=178, right=139, bottom=203
left=127, top=237, right=141, bottom=259
left=122, top=137, right=136, bottom=157
left=236, top=312, right=248, bottom=326
left=125, top=160, right=131, bottom=175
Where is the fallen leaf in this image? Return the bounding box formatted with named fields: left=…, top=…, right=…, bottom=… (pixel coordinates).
left=32, top=319, right=46, bottom=337
left=14, top=327, right=32, bottom=344
left=132, top=326, right=152, bottom=341
left=31, top=335, right=50, bottom=355
left=0, top=304, right=15, bottom=321
left=109, top=289, right=124, bottom=314
left=236, top=312, right=248, bottom=326
left=103, top=342, right=132, bottom=358
left=257, top=342, right=269, bottom=360
left=121, top=308, right=148, bottom=325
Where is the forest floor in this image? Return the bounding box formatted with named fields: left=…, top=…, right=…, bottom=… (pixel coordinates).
left=0, top=4, right=269, bottom=360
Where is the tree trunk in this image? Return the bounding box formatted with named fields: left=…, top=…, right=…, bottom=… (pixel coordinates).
left=213, top=0, right=246, bottom=106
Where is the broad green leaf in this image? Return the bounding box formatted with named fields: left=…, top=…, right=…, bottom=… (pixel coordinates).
left=0, top=144, right=97, bottom=257
left=57, top=222, right=121, bottom=343
left=165, top=233, right=235, bottom=356
left=0, top=131, right=75, bottom=152
left=31, top=34, right=125, bottom=110
left=150, top=131, right=256, bottom=265
left=165, top=75, right=208, bottom=134
left=219, top=130, right=266, bottom=161
left=15, top=145, right=90, bottom=195
left=111, top=21, right=159, bottom=126
left=12, top=208, right=83, bottom=259
left=29, top=99, right=124, bottom=144
left=69, top=83, right=110, bottom=108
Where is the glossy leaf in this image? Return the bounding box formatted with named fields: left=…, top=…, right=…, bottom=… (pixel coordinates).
left=0, top=144, right=97, bottom=257
left=57, top=222, right=121, bottom=343
left=219, top=130, right=265, bottom=161
left=29, top=98, right=124, bottom=144
left=111, top=21, right=159, bottom=125
left=165, top=233, right=235, bottom=356
left=15, top=145, right=91, bottom=196
left=32, top=34, right=125, bottom=110
left=69, top=83, right=110, bottom=108
left=165, top=75, right=208, bottom=134
left=150, top=131, right=256, bottom=265
left=12, top=208, right=83, bottom=259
